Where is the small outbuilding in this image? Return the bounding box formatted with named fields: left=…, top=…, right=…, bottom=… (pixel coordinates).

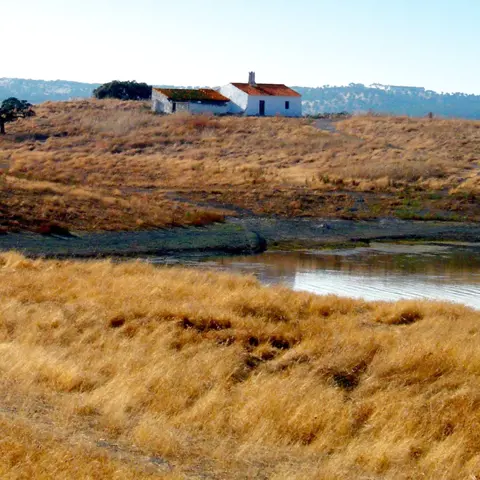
left=151, top=88, right=230, bottom=115
left=219, top=72, right=302, bottom=117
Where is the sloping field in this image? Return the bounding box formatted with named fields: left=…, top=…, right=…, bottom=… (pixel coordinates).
left=1, top=252, right=480, bottom=478
left=1, top=99, right=479, bottom=232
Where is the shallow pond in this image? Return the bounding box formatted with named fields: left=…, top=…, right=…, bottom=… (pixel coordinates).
left=153, top=242, right=480, bottom=309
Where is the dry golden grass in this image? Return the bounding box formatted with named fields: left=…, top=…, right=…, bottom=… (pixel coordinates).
left=0, top=416, right=169, bottom=479
left=2, top=251, right=480, bottom=478
left=0, top=175, right=225, bottom=233
left=333, top=115, right=480, bottom=186
left=1, top=99, right=479, bottom=231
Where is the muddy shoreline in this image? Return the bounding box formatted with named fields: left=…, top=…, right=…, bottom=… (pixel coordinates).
left=232, top=217, right=480, bottom=249
left=0, top=223, right=265, bottom=259
left=1, top=217, right=479, bottom=258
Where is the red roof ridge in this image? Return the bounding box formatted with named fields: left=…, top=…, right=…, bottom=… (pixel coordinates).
left=231, top=83, right=301, bottom=97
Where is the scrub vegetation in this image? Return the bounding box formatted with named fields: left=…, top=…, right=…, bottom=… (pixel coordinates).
left=2, top=252, right=480, bottom=478
left=1, top=99, right=479, bottom=232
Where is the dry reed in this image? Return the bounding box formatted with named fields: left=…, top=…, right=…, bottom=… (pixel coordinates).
left=1, top=252, right=480, bottom=478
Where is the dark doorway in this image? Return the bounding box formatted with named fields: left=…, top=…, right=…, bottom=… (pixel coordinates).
left=259, top=100, right=265, bottom=116
left=172, top=102, right=177, bottom=113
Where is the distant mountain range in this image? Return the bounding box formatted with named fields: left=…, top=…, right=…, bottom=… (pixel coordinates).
left=0, top=78, right=101, bottom=105
left=296, top=83, right=480, bottom=119
left=2, top=78, right=480, bottom=119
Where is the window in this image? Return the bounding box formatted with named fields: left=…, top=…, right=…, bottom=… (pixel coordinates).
left=285, top=101, right=290, bottom=110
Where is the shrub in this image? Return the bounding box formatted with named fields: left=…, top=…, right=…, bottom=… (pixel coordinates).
left=93, top=80, right=151, bottom=100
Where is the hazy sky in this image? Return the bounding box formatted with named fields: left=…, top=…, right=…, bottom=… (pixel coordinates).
left=4, top=0, right=480, bottom=93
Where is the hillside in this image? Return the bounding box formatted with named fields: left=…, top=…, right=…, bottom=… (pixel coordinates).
left=0, top=78, right=101, bottom=103
left=1, top=99, right=479, bottom=233
left=3, top=78, right=480, bottom=118
left=297, top=83, right=480, bottom=119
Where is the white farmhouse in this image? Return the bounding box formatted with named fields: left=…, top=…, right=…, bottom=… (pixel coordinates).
left=219, top=72, right=302, bottom=117
left=152, top=88, right=230, bottom=114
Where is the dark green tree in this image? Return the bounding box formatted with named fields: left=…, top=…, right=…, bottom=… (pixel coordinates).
left=0, top=97, right=35, bottom=134
left=93, top=80, right=151, bottom=100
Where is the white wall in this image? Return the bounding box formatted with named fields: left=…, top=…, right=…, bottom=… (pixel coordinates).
left=245, top=95, right=302, bottom=117
left=219, top=84, right=302, bottom=117
left=151, top=90, right=172, bottom=113
left=188, top=102, right=230, bottom=114
left=219, top=84, right=249, bottom=114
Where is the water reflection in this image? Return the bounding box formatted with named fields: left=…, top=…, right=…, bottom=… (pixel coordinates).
left=198, top=243, right=480, bottom=309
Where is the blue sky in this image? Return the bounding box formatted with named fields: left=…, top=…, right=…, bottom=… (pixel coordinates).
left=4, top=0, right=480, bottom=93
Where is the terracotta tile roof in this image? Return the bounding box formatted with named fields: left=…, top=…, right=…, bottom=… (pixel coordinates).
left=153, top=88, right=229, bottom=102
left=231, top=83, right=301, bottom=97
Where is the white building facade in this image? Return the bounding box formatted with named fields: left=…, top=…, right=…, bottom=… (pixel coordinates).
left=152, top=88, right=230, bottom=115
left=219, top=72, right=302, bottom=117
left=151, top=75, right=302, bottom=117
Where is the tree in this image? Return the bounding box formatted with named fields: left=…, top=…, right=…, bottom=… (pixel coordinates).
left=93, top=80, right=151, bottom=100
left=0, top=97, right=35, bottom=134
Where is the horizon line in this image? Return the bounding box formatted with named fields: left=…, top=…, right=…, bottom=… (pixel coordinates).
left=1, top=76, right=480, bottom=97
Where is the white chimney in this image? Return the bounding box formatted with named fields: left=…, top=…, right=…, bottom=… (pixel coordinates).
left=248, top=71, right=256, bottom=86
